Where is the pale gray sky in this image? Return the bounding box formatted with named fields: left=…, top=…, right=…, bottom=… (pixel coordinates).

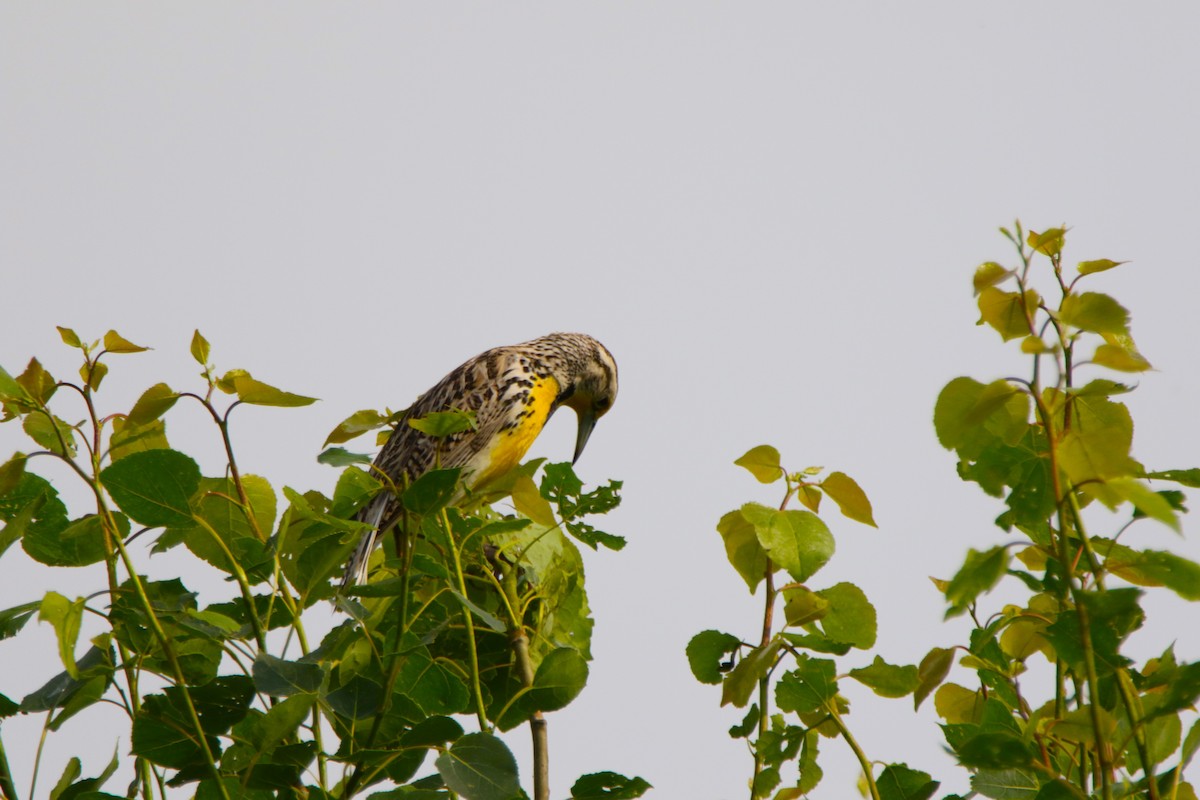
left=3, top=4, right=1200, bottom=798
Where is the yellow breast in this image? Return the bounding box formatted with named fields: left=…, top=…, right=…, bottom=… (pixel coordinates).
left=471, top=374, right=560, bottom=488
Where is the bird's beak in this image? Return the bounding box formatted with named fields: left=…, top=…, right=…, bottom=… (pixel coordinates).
left=572, top=407, right=597, bottom=465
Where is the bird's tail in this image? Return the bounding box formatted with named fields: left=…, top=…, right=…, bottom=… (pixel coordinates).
left=340, top=496, right=388, bottom=589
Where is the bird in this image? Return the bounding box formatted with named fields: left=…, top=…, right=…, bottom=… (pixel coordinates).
left=340, top=332, right=618, bottom=588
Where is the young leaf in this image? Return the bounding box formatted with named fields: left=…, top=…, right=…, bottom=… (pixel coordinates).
left=1027, top=226, right=1066, bottom=257
left=408, top=409, right=476, bottom=438
left=39, top=591, right=85, bottom=678
left=225, top=372, right=317, bottom=407
left=977, top=288, right=1039, bottom=341
left=1057, top=292, right=1130, bottom=335
left=734, top=444, right=783, bottom=483
left=324, top=408, right=389, bottom=445
left=973, top=262, right=1013, bottom=295
left=190, top=329, right=211, bottom=365
left=1077, top=258, right=1127, bottom=275
left=102, top=330, right=149, bottom=354
left=1093, top=342, right=1152, bottom=372
left=819, top=471, right=877, bottom=527
left=16, top=358, right=57, bottom=404
left=56, top=326, right=82, bottom=348
left=817, top=582, right=877, bottom=648
left=127, top=383, right=179, bottom=425
left=511, top=474, right=557, bottom=528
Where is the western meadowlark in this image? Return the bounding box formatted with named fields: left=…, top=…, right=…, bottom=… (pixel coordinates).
left=341, top=332, right=618, bottom=587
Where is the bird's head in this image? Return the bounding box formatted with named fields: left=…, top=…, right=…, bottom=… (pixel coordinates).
left=538, top=333, right=618, bottom=464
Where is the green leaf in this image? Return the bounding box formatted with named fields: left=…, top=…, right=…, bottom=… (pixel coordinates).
left=716, top=509, right=768, bottom=593
left=103, top=330, right=149, bottom=354
left=99, top=449, right=200, bottom=528
left=1105, top=477, right=1180, bottom=531
left=48, top=757, right=81, bottom=800
left=511, top=474, right=557, bottom=527
left=56, top=326, right=82, bottom=348
left=1077, top=258, right=1127, bottom=275
left=740, top=503, right=834, bottom=583
left=1093, top=342, right=1151, bottom=372
left=20, top=644, right=114, bottom=730
left=324, top=408, right=390, bottom=446
left=23, top=412, right=77, bottom=457
left=782, top=586, right=828, bottom=627
left=3, top=473, right=70, bottom=564
left=957, top=733, right=1035, bottom=769
left=877, top=764, right=939, bottom=800
left=816, top=582, right=877, bottom=649
left=132, top=694, right=219, bottom=769
left=914, top=647, right=954, bottom=710
left=734, top=445, right=782, bottom=483
left=686, top=630, right=740, bottom=685
left=434, top=733, right=520, bottom=800
left=973, top=262, right=1013, bottom=295
left=408, top=409, right=476, bottom=438
left=1056, top=394, right=1137, bottom=493
left=945, top=547, right=1010, bottom=618
left=39, top=591, right=85, bottom=678
left=16, top=358, right=57, bottom=404
left=403, top=468, right=461, bottom=515
left=1027, top=227, right=1065, bottom=257
left=180, top=475, right=276, bottom=577
left=252, top=653, right=324, bottom=696
left=127, top=383, right=179, bottom=426
left=1147, top=662, right=1200, bottom=719
left=186, top=676, right=255, bottom=735
left=850, top=656, right=920, bottom=698
left=525, top=647, right=588, bottom=712
left=969, top=767, right=1040, bottom=799
left=570, top=772, right=652, bottom=799
left=316, top=447, right=373, bottom=467
left=1102, top=547, right=1200, bottom=600
left=775, top=655, right=838, bottom=714
left=80, top=360, right=107, bottom=391
left=1147, top=467, right=1200, bottom=487
left=190, top=330, right=211, bottom=365
left=0, top=452, right=27, bottom=497
left=222, top=371, right=317, bottom=407
left=721, top=640, right=780, bottom=708
left=1057, top=292, right=1130, bottom=335
left=977, top=288, right=1039, bottom=341
left=26, top=513, right=113, bottom=567
left=448, top=588, right=506, bottom=633
left=820, top=471, right=877, bottom=527
left=0, top=601, right=39, bottom=641
left=108, top=417, right=169, bottom=462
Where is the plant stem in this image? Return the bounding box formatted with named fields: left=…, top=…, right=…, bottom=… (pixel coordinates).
left=827, top=706, right=879, bottom=800
left=0, top=728, right=18, bottom=800
left=441, top=509, right=489, bottom=732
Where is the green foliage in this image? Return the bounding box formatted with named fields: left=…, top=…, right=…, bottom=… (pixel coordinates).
left=692, top=450, right=905, bottom=798
left=929, top=223, right=1200, bottom=800
left=694, top=223, right=1199, bottom=800
left=0, top=329, right=644, bottom=800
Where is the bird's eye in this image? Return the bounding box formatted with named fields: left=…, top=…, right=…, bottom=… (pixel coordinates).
left=595, top=397, right=611, bottom=412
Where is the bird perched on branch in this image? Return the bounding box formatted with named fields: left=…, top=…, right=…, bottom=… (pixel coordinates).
left=341, top=332, right=618, bottom=587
